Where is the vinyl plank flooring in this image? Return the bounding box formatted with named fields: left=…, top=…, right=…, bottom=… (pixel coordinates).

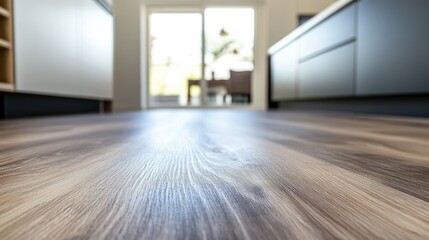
left=0, top=110, right=429, bottom=239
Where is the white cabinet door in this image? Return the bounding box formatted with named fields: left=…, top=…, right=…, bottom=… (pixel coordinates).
left=14, top=0, right=113, bottom=99
left=79, top=0, right=113, bottom=99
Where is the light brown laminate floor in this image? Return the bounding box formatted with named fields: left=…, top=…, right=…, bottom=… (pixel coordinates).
left=1, top=110, right=429, bottom=239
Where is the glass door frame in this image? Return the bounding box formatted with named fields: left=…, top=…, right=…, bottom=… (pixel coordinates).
left=146, top=5, right=257, bottom=109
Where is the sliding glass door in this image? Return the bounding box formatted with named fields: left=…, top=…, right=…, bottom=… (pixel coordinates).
left=204, top=8, right=255, bottom=106
left=148, top=7, right=255, bottom=108
left=149, top=12, right=203, bottom=107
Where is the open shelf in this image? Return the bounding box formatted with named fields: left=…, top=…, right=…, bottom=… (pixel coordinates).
left=0, top=0, right=11, bottom=10
left=0, top=0, right=13, bottom=92
left=0, top=6, right=9, bottom=17
left=0, top=47, right=13, bottom=82
left=0, top=82, right=13, bottom=91
left=0, top=38, right=9, bottom=48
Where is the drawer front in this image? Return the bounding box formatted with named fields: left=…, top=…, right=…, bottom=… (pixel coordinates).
left=300, top=3, right=356, bottom=59
left=299, top=42, right=355, bottom=98
left=271, top=41, right=299, bottom=101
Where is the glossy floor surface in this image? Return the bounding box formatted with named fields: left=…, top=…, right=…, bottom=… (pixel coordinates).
left=1, top=110, right=429, bottom=239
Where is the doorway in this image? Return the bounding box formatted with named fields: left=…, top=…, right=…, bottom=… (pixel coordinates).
left=148, top=7, right=255, bottom=108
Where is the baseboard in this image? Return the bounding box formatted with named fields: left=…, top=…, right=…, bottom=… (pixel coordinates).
left=0, top=92, right=105, bottom=119
left=274, top=94, right=429, bottom=118
left=113, top=105, right=143, bottom=112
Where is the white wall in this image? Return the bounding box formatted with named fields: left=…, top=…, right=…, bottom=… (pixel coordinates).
left=299, top=0, right=334, bottom=14
left=15, top=0, right=113, bottom=100
left=112, top=0, right=145, bottom=111
left=112, top=0, right=333, bottom=111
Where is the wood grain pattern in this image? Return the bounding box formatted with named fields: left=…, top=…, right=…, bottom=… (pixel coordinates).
left=1, top=110, right=429, bottom=239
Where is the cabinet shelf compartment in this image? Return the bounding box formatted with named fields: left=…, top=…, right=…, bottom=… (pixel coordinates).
left=0, top=0, right=11, bottom=10
left=0, top=6, right=9, bottom=17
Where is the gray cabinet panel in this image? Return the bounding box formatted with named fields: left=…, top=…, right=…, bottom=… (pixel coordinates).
left=357, top=0, right=429, bottom=95
left=299, top=43, right=355, bottom=98
left=271, top=42, right=299, bottom=100
left=300, top=3, right=356, bottom=59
